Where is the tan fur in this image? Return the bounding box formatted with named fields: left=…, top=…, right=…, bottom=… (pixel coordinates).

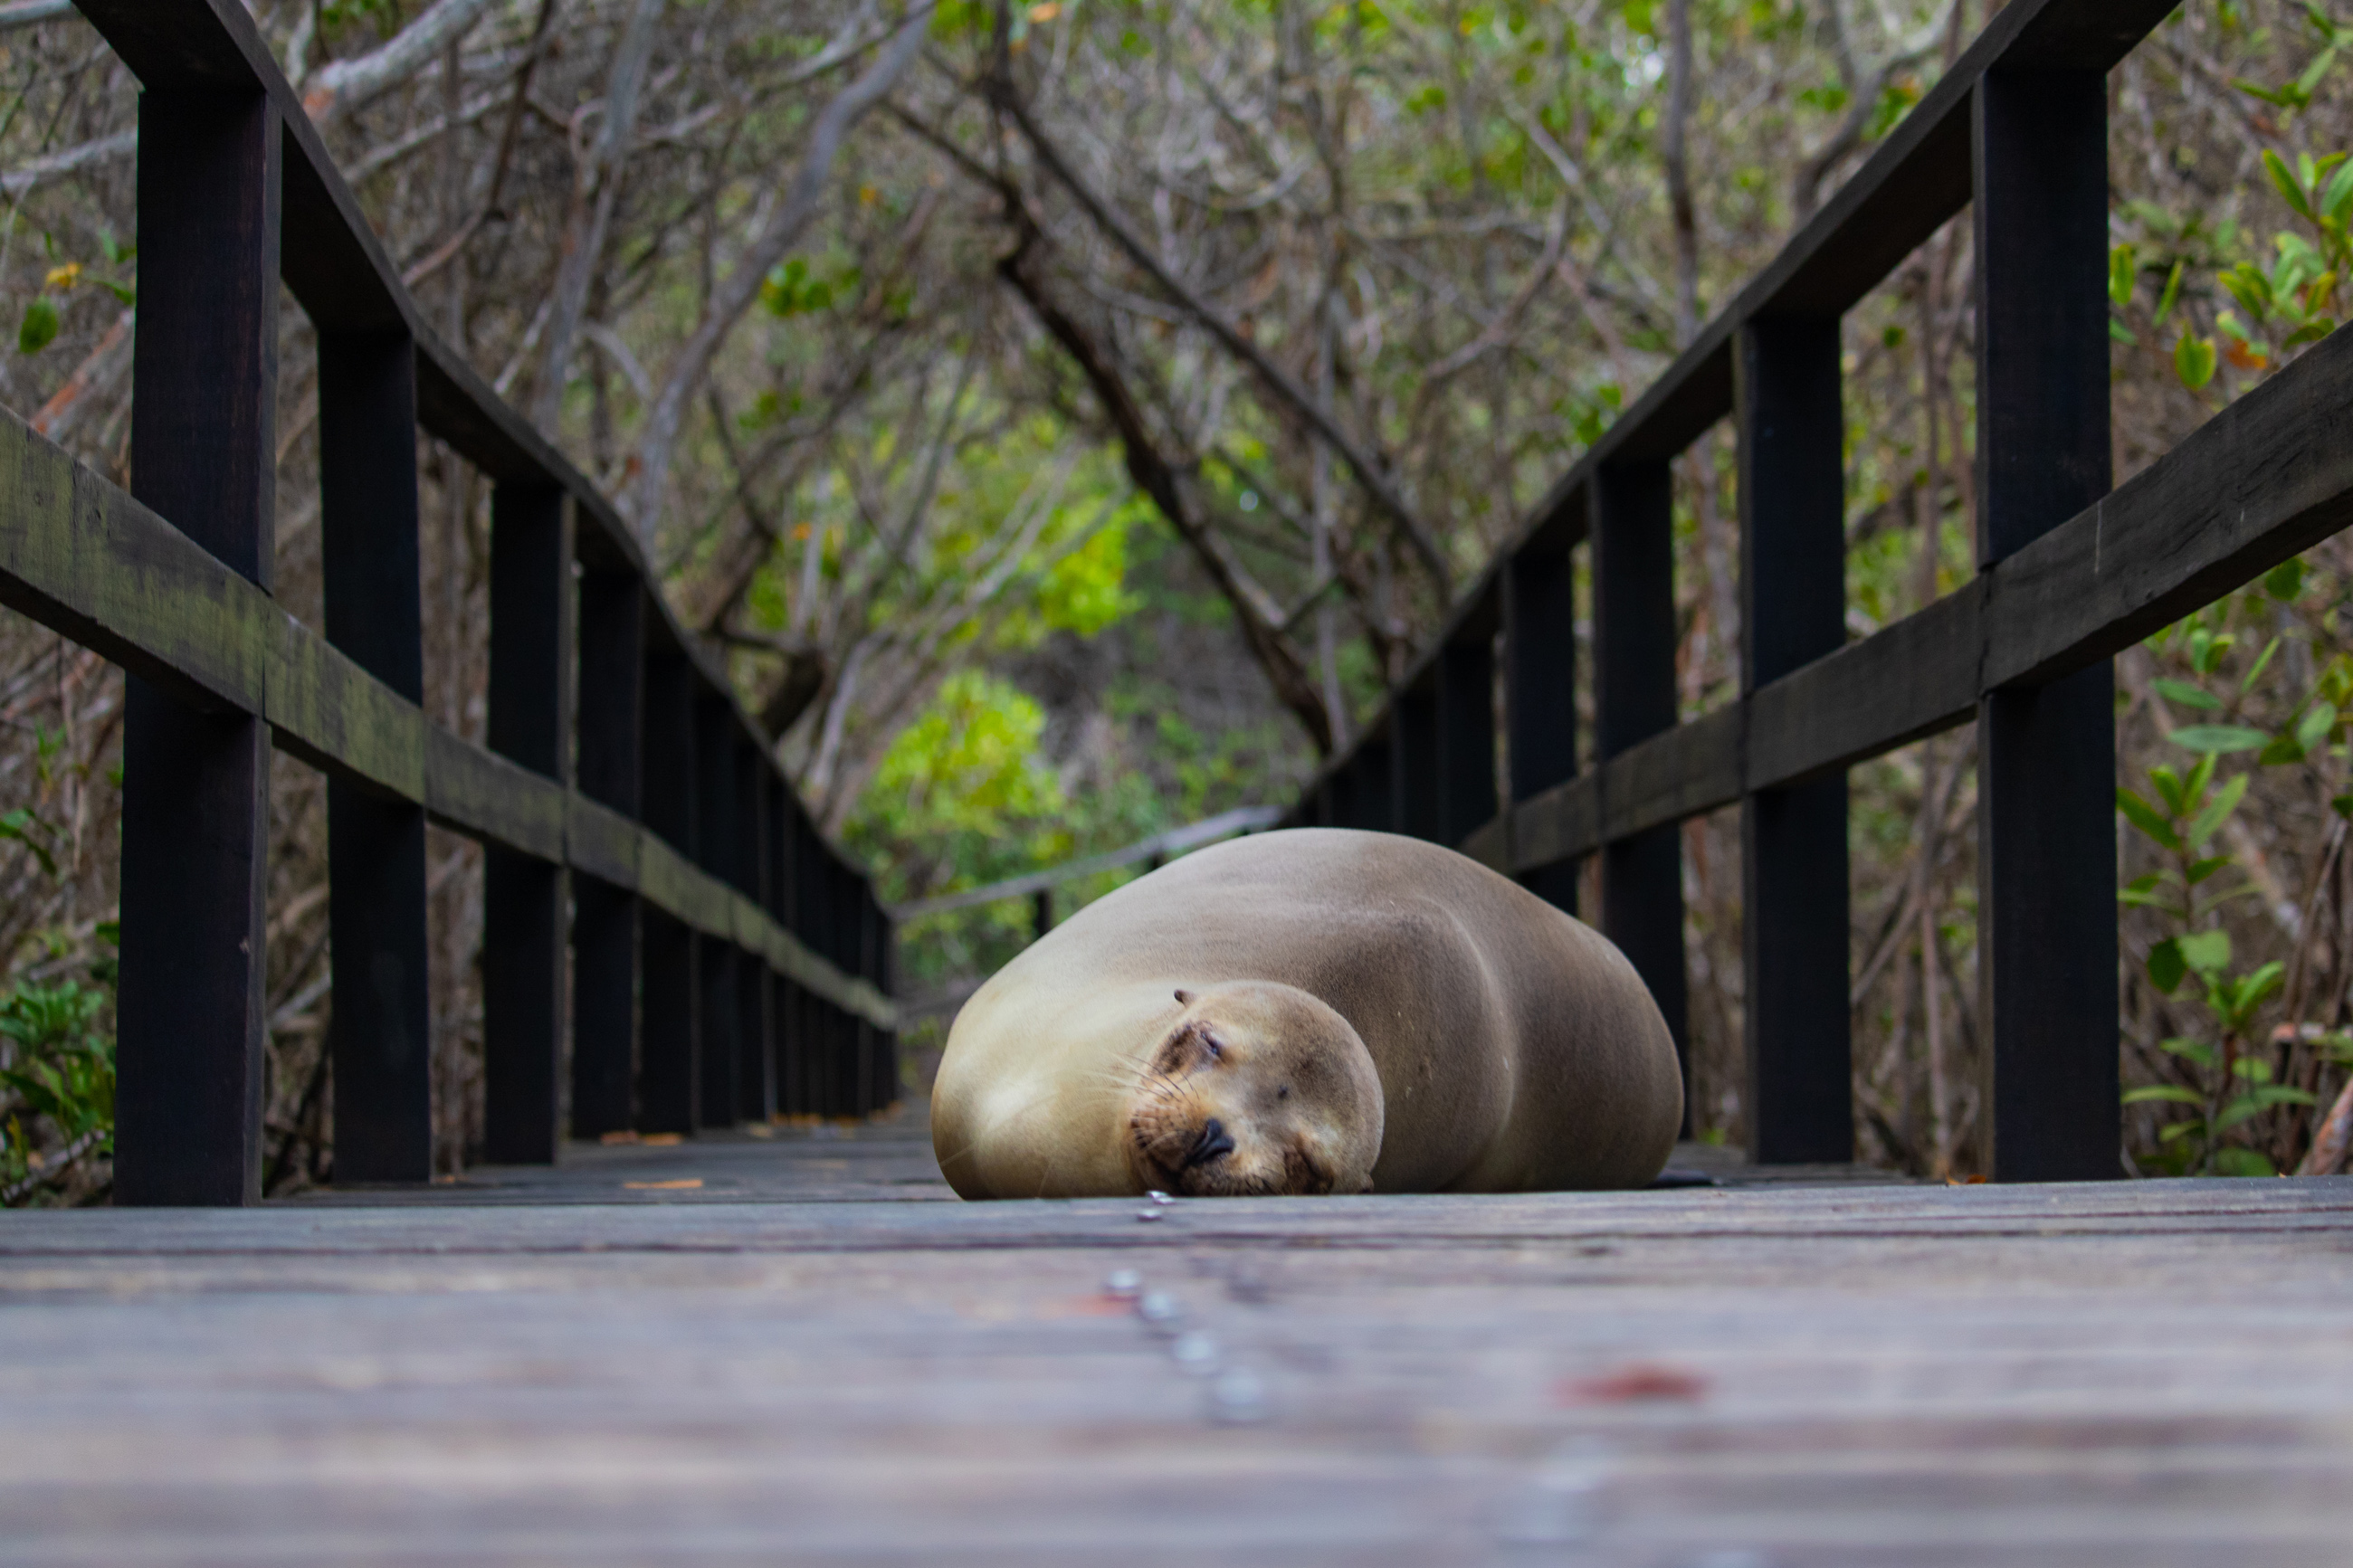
left=930, top=828, right=1684, bottom=1198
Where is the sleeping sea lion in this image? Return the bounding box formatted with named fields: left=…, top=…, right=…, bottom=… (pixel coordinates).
left=929, top=828, right=1682, bottom=1198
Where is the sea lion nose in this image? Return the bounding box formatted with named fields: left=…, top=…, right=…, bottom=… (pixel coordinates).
left=1186, top=1118, right=1236, bottom=1167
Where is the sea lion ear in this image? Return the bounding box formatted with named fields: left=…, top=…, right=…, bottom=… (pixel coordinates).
left=1173, top=988, right=1196, bottom=1008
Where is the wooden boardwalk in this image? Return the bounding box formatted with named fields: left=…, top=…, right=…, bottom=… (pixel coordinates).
left=4, top=1118, right=2349, bottom=1565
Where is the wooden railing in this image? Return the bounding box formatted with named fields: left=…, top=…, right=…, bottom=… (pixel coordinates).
left=1281, top=0, right=2353, bottom=1181
left=0, top=0, right=894, bottom=1206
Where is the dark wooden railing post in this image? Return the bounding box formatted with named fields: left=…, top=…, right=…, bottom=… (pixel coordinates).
left=736, top=741, right=773, bottom=1124
left=1356, top=727, right=1396, bottom=832
left=785, top=809, right=820, bottom=1117
left=761, top=772, right=791, bottom=1118
left=1436, top=629, right=1497, bottom=849
left=1505, top=544, right=1578, bottom=912
left=113, top=90, right=280, bottom=1206
left=694, top=697, right=739, bottom=1129
left=1973, top=69, right=2119, bottom=1181
left=638, top=645, right=699, bottom=1133
left=316, top=329, right=433, bottom=1184
left=868, top=893, right=896, bottom=1110
left=571, top=570, right=644, bottom=1136
left=482, top=484, right=574, bottom=1164
left=1393, top=682, right=1440, bottom=841
left=1736, top=317, right=1853, bottom=1164
left=1590, top=463, right=1691, bottom=1104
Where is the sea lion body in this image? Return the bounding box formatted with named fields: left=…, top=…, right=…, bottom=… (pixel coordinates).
left=930, top=828, right=1683, bottom=1198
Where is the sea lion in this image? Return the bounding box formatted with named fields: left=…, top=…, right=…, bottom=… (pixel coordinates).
left=930, top=827, right=1683, bottom=1198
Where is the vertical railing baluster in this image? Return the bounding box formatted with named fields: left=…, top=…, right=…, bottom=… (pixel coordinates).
left=571, top=570, right=643, bottom=1136
left=1590, top=464, right=1691, bottom=1112
left=1736, top=318, right=1853, bottom=1164
left=694, top=697, right=739, bottom=1130
left=1436, top=631, right=1497, bottom=849
left=482, top=485, right=574, bottom=1164
left=638, top=646, right=699, bottom=1133
left=1359, top=728, right=1396, bottom=833
left=763, top=773, right=791, bottom=1120
left=736, top=741, right=773, bottom=1125
left=786, top=808, right=819, bottom=1117
left=1394, top=683, right=1440, bottom=841
left=1505, top=543, right=1579, bottom=913
left=114, top=90, right=281, bottom=1206
left=316, top=329, right=433, bottom=1183
left=1974, top=70, right=2119, bottom=1181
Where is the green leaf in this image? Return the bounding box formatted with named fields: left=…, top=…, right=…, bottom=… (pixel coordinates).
left=2167, top=725, right=2268, bottom=754
left=2119, top=870, right=2169, bottom=908
left=2161, top=1036, right=2220, bottom=1069
left=2110, top=242, right=2137, bottom=307
left=2267, top=148, right=2316, bottom=219
left=2150, top=765, right=2186, bottom=815
left=2188, top=751, right=2219, bottom=806
left=2177, top=928, right=2234, bottom=975
left=2110, top=318, right=2139, bottom=345
left=2157, top=258, right=2186, bottom=323
left=2211, top=1145, right=2277, bottom=1176
left=2298, top=700, right=2338, bottom=751
left=2175, top=331, right=2218, bottom=390
left=2117, top=788, right=2182, bottom=851
left=16, top=297, right=58, bottom=356
left=2259, top=735, right=2307, bottom=766
left=2325, top=158, right=2353, bottom=221
left=2186, top=771, right=2250, bottom=846
left=2240, top=633, right=2282, bottom=692
left=2148, top=937, right=2188, bottom=994
left=2159, top=1118, right=2207, bottom=1143
left=2185, top=855, right=2233, bottom=886
left=2334, top=792, right=2353, bottom=820
left=2152, top=678, right=2223, bottom=710
left=2122, top=1085, right=2205, bottom=1106
left=2230, top=959, right=2286, bottom=1014
left=0, top=808, right=56, bottom=879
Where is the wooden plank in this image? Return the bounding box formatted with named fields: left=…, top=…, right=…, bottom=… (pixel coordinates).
left=111, top=88, right=279, bottom=1209
left=1972, top=67, right=2119, bottom=1183
left=1736, top=318, right=1852, bottom=1164
left=3, top=1167, right=2351, bottom=1563
left=423, top=727, right=567, bottom=862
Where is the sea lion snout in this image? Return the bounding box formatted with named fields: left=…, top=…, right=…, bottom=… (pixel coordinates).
left=1186, top=1118, right=1236, bottom=1168
left=1124, top=982, right=1383, bottom=1198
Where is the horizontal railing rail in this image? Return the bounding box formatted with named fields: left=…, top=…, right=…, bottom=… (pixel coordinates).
left=0, top=0, right=897, bottom=1204
left=1281, top=0, right=2302, bottom=1181
left=892, top=805, right=1284, bottom=921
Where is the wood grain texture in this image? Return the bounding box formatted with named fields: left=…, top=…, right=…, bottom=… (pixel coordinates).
left=0, top=407, right=891, bottom=1027
left=112, top=87, right=279, bottom=1209
left=2, top=1123, right=2347, bottom=1565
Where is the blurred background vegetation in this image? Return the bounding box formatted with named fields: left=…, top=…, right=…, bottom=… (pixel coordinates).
left=2, top=0, right=2352, bottom=1199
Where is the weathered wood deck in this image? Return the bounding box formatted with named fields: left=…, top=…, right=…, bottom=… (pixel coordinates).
left=4, top=1118, right=2348, bottom=1565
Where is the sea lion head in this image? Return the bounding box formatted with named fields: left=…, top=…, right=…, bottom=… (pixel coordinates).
left=1125, top=982, right=1384, bottom=1197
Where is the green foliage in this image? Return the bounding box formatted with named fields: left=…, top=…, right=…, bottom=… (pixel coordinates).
left=16, top=297, right=56, bottom=356
left=0, top=975, right=115, bottom=1202
left=2117, top=575, right=2348, bottom=1174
